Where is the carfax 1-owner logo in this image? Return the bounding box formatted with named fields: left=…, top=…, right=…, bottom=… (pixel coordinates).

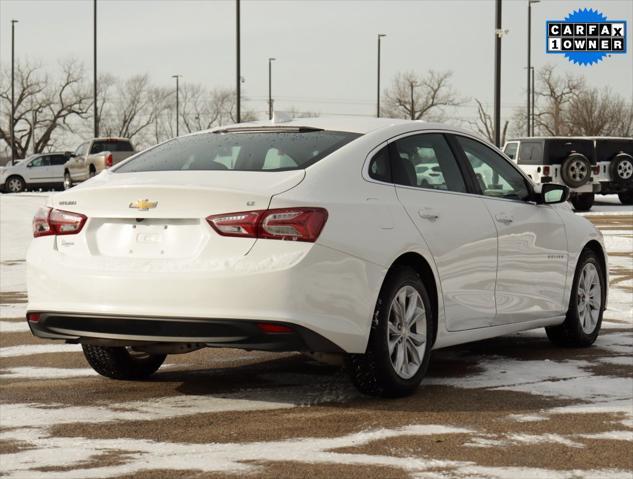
left=546, top=8, right=627, bottom=66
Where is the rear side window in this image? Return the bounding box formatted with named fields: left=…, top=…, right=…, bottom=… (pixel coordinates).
left=50, top=155, right=68, bottom=166
left=517, top=142, right=544, bottom=165
left=391, top=133, right=466, bottom=193
left=116, top=130, right=360, bottom=173
left=91, top=140, right=134, bottom=154
left=368, top=146, right=391, bottom=182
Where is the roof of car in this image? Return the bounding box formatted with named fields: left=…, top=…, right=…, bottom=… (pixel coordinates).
left=209, top=116, right=484, bottom=138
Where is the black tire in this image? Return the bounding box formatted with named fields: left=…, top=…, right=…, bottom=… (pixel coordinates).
left=609, top=154, right=633, bottom=186
left=63, top=171, right=73, bottom=190
left=82, top=344, right=166, bottom=380
left=546, top=249, right=605, bottom=347
left=618, top=190, right=633, bottom=205
left=561, top=154, right=591, bottom=188
left=5, top=175, right=25, bottom=193
left=570, top=193, right=594, bottom=212
left=88, top=166, right=96, bottom=178
left=347, top=267, right=435, bottom=398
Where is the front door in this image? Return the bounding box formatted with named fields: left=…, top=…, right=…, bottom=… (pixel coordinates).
left=454, top=135, right=568, bottom=323
left=390, top=132, right=499, bottom=331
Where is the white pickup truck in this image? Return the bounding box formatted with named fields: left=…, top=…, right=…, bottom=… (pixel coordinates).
left=63, top=137, right=135, bottom=189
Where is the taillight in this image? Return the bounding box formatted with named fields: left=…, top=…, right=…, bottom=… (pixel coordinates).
left=207, top=207, right=328, bottom=243
left=542, top=166, right=550, bottom=176
left=33, top=207, right=87, bottom=238
left=593, top=165, right=600, bottom=175
left=105, top=153, right=113, bottom=168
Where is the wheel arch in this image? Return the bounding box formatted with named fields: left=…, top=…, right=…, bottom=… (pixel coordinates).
left=387, top=251, right=440, bottom=346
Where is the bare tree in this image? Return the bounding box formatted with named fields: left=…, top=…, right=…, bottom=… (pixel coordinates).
left=533, top=64, right=585, bottom=136
left=471, top=99, right=509, bottom=145
left=0, top=59, right=91, bottom=157
left=98, top=74, right=165, bottom=141
left=567, top=87, right=633, bottom=137
left=383, top=70, right=462, bottom=121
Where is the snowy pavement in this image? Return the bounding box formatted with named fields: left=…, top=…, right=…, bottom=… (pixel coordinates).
left=0, top=192, right=632, bottom=479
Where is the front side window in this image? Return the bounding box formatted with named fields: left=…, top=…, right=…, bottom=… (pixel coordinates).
left=29, top=156, right=50, bottom=168
left=391, top=133, right=466, bottom=193
left=517, top=142, right=544, bottom=165
left=74, top=142, right=88, bottom=156
left=116, top=130, right=360, bottom=173
left=456, top=136, right=530, bottom=201
left=503, top=142, right=519, bottom=160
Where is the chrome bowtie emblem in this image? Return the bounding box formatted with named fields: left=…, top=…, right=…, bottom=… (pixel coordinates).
left=129, top=199, right=158, bottom=211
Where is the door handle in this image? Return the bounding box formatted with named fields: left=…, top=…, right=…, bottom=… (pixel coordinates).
left=418, top=208, right=439, bottom=222
left=495, top=213, right=513, bottom=224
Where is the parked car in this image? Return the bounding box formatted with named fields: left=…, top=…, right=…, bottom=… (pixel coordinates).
left=589, top=137, right=633, bottom=205
left=0, top=152, right=69, bottom=193
left=502, top=137, right=600, bottom=211
left=63, top=137, right=135, bottom=189
left=26, top=118, right=607, bottom=397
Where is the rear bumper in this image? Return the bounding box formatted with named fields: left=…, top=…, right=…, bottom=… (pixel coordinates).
left=27, top=238, right=384, bottom=354
left=27, top=312, right=344, bottom=353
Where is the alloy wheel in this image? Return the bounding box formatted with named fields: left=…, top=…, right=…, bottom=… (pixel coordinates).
left=569, top=160, right=588, bottom=183
left=7, top=178, right=23, bottom=193
left=577, top=263, right=601, bottom=334
left=617, top=159, right=633, bottom=180
left=387, top=285, right=427, bottom=379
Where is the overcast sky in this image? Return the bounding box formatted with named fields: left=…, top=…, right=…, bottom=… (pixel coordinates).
left=1, top=0, right=632, bottom=122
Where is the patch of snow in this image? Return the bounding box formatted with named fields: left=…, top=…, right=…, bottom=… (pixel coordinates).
left=0, top=343, right=81, bottom=358
left=0, top=320, right=29, bottom=333
left=0, top=367, right=96, bottom=379
left=0, top=302, right=27, bottom=319
left=578, top=431, right=633, bottom=441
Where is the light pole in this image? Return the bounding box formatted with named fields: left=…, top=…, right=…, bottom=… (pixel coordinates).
left=172, top=75, right=181, bottom=136
left=531, top=66, right=536, bottom=136
left=10, top=19, right=18, bottom=165
left=493, top=0, right=503, bottom=147
left=376, top=33, right=386, bottom=118
left=93, top=0, right=99, bottom=138
left=409, top=80, right=418, bottom=120
left=235, top=0, right=241, bottom=123
left=268, top=57, right=276, bottom=120
left=527, top=0, right=539, bottom=137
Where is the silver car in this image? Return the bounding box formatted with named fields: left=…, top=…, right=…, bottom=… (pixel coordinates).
left=1, top=152, right=68, bottom=193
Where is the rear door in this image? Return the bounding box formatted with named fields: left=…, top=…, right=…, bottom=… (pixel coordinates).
left=452, top=135, right=568, bottom=323
left=49, top=154, right=68, bottom=183
left=390, top=132, right=498, bottom=331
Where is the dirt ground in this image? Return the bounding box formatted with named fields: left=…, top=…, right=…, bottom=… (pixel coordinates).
left=1, top=205, right=632, bottom=479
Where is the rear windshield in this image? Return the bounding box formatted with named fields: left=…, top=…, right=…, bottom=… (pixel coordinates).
left=91, top=140, right=134, bottom=154
left=115, top=130, right=361, bottom=173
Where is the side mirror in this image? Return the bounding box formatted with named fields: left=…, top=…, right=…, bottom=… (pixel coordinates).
left=26, top=163, right=33, bottom=168
left=534, top=184, right=569, bottom=205
left=64, top=151, right=75, bottom=159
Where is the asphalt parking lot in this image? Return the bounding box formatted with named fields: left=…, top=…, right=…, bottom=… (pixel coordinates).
left=1, top=194, right=632, bottom=479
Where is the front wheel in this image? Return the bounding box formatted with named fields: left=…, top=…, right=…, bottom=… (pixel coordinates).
left=82, top=344, right=166, bottom=380
left=5, top=176, right=25, bottom=193
left=618, top=190, right=633, bottom=205
left=347, top=267, right=434, bottom=397
left=571, top=193, right=594, bottom=211
left=546, top=250, right=604, bottom=347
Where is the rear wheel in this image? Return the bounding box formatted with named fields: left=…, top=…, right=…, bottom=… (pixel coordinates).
left=88, top=166, right=96, bottom=178
left=571, top=193, right=594, bottom=211
left=63, top=171, right=73, bottom=190
left=610, top=154, right=633, bottom=186
left=546, top=250, right=604, bottom=347
left=82, top=344, right=166, bottom=380
left=561, top=154, right=591, bottom=188
left=5, top=176, right=25, bottom=193
left=618, top=190, right=633, bottom=205
left=347, top=267, right=434, bottom=397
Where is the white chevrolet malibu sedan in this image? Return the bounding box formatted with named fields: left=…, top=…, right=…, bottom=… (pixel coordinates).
left=26, top=118, right=607, bottom=397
